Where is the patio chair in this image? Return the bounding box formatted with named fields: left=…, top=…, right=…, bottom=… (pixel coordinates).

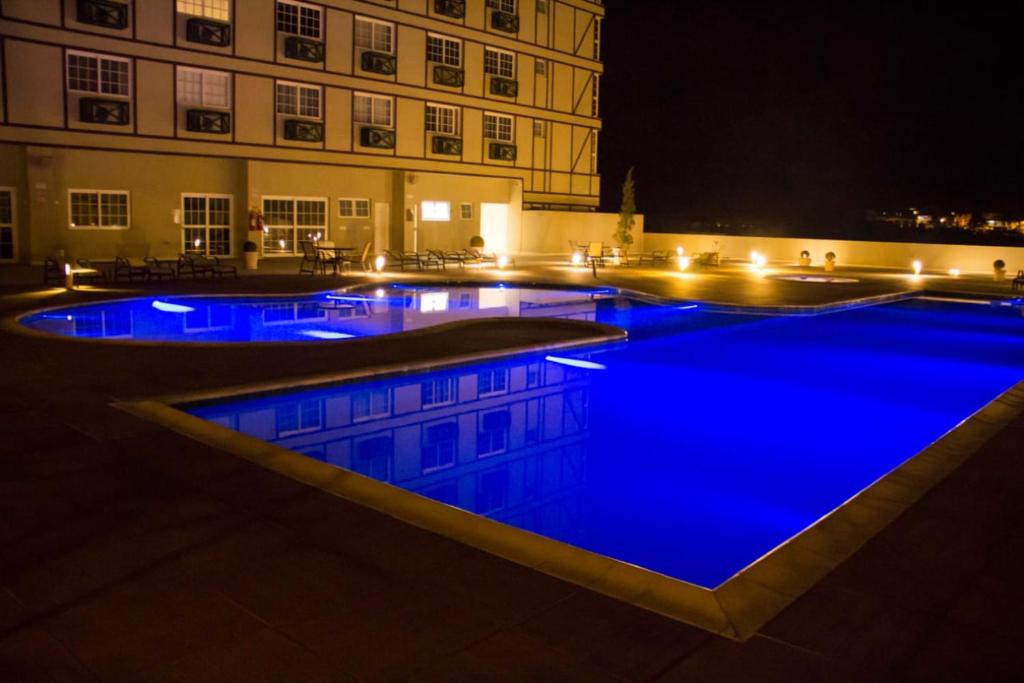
left=178, top=253, right=209, bottom=278
left=385, top=249, right=419, bottom=271
left=417, top=251, right=444, bottom=270
left=1013, top=270, right=1024, bottom=291
left=338, top=241, right=373, bottom=272
left=74, top=258, right=108, bottom=285
left=144, top=257, right=177, bottom=280
left=196, top=254, right=237, bottom=278
left=638, top=250, right=669, bottom=265
left=585, top=241, right=606, bottom=268
left=299, top=241, right=322, bottom=275
left=114, top=256, right=149, bottom=283
left=44, top=256, right=64, bottom=285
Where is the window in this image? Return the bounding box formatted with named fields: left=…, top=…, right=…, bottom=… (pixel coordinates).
left=69, top=190, right=129, bottom=229
left=425, top=103, right=460, bottom=136
left=421, top=421, right=458, bottom=473
left=477, top=369, right=508, bottom=397
left=426, top=34, right=461, bottom=67
left=483, top=112, right=514, bottom=142
left=590, top=131, right=599, bottom=174
left=276, top=399, right=322, bottom=437
left=484, top=47, right=515, bottom=78
left=420, top=201, right=450, bottom=222
left=477, top=411, right=510, bottom=457
left=353, top=93, right=393, bottom=127
left=66, top=51, right=130, bottom=96
left=0, top=189, right=14, bottom=261
left=592, top=74, right=600, bottom=117
left=352, top=388, right=391, bottom=422
left=594, top=17, right=602, bottom=60
left=353, top=435, right=392, bottom=481
left=535, top=59, right=547, bottom=76
left=277, top=0, right=321, bottom=39
left=537, top=0, right=547, bottom=13
left=176, top=0, right=229, bottom=20
left=176, top=66, right=231, bottom=108
left=486, top=0, right=516, bottom=13
left=421, top=378, right=457, bottom=407
left=460, top=203, right=473, bottom=220
left=355, top=16, right=394, bottom=53
left=276, top=81, right=321, bottom=119
left=533, top=121, right=545, bottom=138
left=261, top=196, right=327, bottom=255
left=182, top=194, right=232, bottom=255
left=339, top=198, right=370, bottom=218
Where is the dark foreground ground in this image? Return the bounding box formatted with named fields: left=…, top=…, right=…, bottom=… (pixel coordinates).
left=1, top=260, right=1023, bottom=681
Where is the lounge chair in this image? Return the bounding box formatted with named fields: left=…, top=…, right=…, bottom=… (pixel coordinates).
left=638, top=250, right=669, bottom=265
left=74, top=259, right=108, bottom=285
left=196, top=254, right=237, bottom=278
left=385, top=249, right=420, bottom=271
left=417, top=251, right=443, bottom=270
left=691, top=251, right=721, bottom=267
left=178, top=253, right=212, bottom=278
left=43, top=256, right=64, bottom=285
left=114, top=256, right=149, bottom=282
left=428, top=249, right=462, bottom=270
left=1013, top=270, right=1024, bottom=291
left=338, top=241, right=373, bottom=272
left=144, top=257, right=177, bottom=280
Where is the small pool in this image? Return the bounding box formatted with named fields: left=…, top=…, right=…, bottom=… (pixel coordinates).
left=18, top=285, right=616, bottom=343
left=184, top=298, right=1024, bottom=589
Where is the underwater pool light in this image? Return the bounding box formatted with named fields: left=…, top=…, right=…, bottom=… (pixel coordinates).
left=300, top=330, right=354, bottom=340
left=152, top=300, right=196, bottom=314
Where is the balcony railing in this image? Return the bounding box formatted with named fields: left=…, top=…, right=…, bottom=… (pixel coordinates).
left=490, top=10, right=520, bottom=33
left=434, top=0, right=466, bottom=19
left=433, top=65, right=464, bottom=88
left=186, top=109, right=231, bottom=134
left=186, top=18, right=231, bottom=47
left=80, top=98, right=129, bottom=125
left=284, top=120, right=323, bottom=143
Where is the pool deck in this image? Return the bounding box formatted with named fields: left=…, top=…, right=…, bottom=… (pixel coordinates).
left=2, top=259, right=1023, bottom=681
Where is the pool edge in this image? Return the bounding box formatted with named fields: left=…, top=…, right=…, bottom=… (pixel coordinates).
left=115, top=355, right=1024, bottom=643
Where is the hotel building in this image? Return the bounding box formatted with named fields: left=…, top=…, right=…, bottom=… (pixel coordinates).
left=0, top=0, right=604, bottom=264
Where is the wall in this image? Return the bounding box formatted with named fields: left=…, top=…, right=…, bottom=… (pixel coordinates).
left=520, top=210, right=645, bottom=254
left=642, top=232, right=1024, bottom=274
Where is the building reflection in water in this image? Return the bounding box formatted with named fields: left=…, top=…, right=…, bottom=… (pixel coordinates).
left=197, top=354, right=595, bottom=542
left=24, top=286, right=607, bottom=342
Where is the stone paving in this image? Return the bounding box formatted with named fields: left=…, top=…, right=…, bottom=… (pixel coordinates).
left=1, top=258, right=1022, bottom=681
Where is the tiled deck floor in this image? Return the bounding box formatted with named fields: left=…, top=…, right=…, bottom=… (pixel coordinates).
left=1, top=260, right=1022, bottom=681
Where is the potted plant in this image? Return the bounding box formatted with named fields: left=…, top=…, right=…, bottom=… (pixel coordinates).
left=994, top=259, right=1006, bottom=281
left=469, top=235, right=485, bottom=249
left=798, top=250, right=811, bottom=267
left=824, top=251, right=837, bottom=272
left=243, top=240, right=259, bottom=271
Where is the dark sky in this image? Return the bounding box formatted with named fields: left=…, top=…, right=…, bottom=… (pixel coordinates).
left=598, top=2, right=1024, bottom=233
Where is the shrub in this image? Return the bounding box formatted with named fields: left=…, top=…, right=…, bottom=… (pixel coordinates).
left=994, top=259, right=1006, bottom=270
left=825, top=251, right=836, bottom=261
left=800, top=250, right=810, bottom=259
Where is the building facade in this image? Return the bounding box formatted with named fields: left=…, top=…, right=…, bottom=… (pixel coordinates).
left=0, top=0, right=604, bottom=264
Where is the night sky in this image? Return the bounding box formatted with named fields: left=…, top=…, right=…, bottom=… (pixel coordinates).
left=598, top=2, right=1024, bottom=234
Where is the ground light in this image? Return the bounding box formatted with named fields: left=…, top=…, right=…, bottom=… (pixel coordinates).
left=678, top=255, right=691, bottom=270
left=912, top=260, right=923, bottom=276
left=571, top=252, right=583, bottom=267
left=948, top=268, right=961, bottom=277
left=675, top=246, right=684, bottom=257
left=374, top=255, right=386, bottom=272
left=64, top=263, right=73, bottom=289
left=497, top=255, right=510, bottom=269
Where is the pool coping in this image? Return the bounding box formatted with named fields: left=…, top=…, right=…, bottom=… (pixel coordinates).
left=115, top=314, right=1024, bottom=641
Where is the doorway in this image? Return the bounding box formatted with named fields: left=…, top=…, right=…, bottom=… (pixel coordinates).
left=480, top=202, right=509, bottom=253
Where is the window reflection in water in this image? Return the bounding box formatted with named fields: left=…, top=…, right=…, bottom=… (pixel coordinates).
left=198, top=356, right=593, bottom=542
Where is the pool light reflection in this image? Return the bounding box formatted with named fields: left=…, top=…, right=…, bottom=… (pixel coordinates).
left=152, top=300, right=196, bottom=314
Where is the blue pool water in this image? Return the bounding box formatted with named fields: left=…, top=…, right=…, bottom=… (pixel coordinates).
left=186, top=298, right=1024, bottom=588
left=18, top=285, right=612, bottom=342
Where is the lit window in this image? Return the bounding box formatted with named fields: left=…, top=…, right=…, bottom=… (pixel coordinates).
left=276, top=0, right=321, bottom=39
left=176, top=0, right=229, bottom=20
left=353, top=93, right=393, bottom=127
left=276, top=81, right=321, bottom=119
left=484, top=47, right=515, bottom=78
left=176, top=66, right=231, bottom=108
left=339, top=198, right=370, bottom=218
left=425, top=103, right=460, bottom=136
left=182, top=194, right=232, bottom=256
left=460, top=203, right=472, bottom=220
left=483, top=112, right=514, bottom=142
left=426, top=34, right=461, bottom=67
left=261, top=196, right=327, bottom=255
left=355, top=16, right=394, bottom=53
left=69, top=190, right=130, bottom=229
left=67, top=51, right=130, bottom=96
left=421, top=201, right=451, bottom=222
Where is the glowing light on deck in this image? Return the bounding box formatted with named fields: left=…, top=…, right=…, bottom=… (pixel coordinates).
left=948, top=268, right=960, bottom=277
left=678, top=255, right=691, bottom=270
left=571, top=252, right=583, bottom=266
left=544, top=356, right=607, bottom=370
left=152, top=300, right=196, bottom=314
left=497, top=255, right=509, bottom=269
left=676, top=246, right=684, bottom=257
left=912, top=260, right=923, bottom=276
left=375, top=255, right=386, bottom=272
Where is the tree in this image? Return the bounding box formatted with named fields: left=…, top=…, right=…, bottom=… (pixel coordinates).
left=614, top=167, right=636, bottom=251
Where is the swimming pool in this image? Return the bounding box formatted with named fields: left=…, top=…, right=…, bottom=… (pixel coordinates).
left=182, top=297, right=1024, bottom=594
left=18, top=285, right=616, bottom=343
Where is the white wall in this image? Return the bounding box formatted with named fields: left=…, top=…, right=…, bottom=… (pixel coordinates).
left=521, top=211, right=645, bottom=254
left=643, top=232, right=1024, bottom=275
